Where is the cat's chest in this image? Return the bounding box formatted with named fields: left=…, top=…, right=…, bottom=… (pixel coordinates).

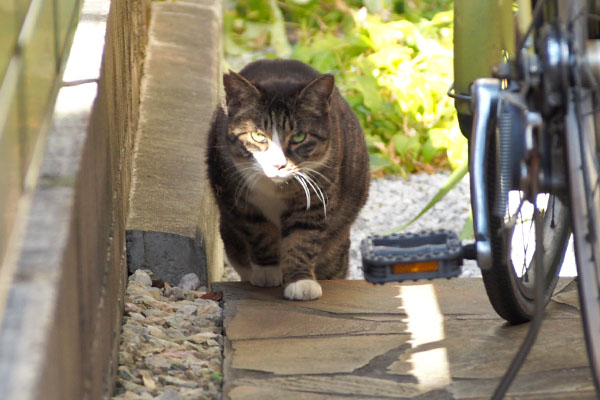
left=247, top=177, right=286, bottom=228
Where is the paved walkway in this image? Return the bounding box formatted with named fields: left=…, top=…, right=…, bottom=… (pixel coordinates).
left=214, top=278, right=596, bottom=399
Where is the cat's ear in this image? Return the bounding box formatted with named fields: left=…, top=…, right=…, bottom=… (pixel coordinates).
left=297, top=74, right=335, bottom=113
left=223, top=71, right=261, bottom=113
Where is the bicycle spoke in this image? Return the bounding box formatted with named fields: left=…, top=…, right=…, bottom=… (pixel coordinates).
left=569, top=5, right=588, bottom=26
left=586, top=13, right=600, bottom=21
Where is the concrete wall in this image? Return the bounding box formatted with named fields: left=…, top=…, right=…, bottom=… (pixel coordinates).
left=0, top=0, right=150, bottom=398
left=0, top=0, right=82, bottom=271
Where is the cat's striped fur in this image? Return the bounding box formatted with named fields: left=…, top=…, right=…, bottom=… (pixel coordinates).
left=207, top=59, right=370, bottom=300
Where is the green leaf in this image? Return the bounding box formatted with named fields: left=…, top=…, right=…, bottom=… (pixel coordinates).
left=224, top=35, right=246, bottom=56
left=459, top=211, right=474, bottom=240
left=387, top=162, right=469, bottom=233
left=428, top=127, right=450, bottom=148
left=313, top=50, right=338, bottom=72
left=431, top=10, right=453, bottom=27
left=369, top=153, right=392, bottom=170
left=368, top=47, right=413, bottom=71
left=353, top=75, right=383, bottom=112
left=364, top=0, right=394, bottom=15
left=269, top=0, right=292, bottom=57
left=445, top=124, right=469, bottom=169
left=392, top=134, right=420, bottom=157
left=210, top=372, right=223, bottom=383
left=244, top=0, right=272, bottom=21
left=421, top=137, right=440, bottom=163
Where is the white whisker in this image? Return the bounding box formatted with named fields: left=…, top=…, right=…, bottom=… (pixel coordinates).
left=298, top=173, right=323, bottom=205
left=233, top=167, right=256, bottom=208
left=298, top=172, right=327, bottom=217
left=294, top=175, right=311, bottom=210
left=302, top=167, right=332, bottom=184
left=244, top=172, right=261, bottom=206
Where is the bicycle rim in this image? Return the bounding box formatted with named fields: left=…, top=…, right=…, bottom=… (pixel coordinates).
left=567, top=88, right=600, bottom=392
left=561, top=0, right=600, bottom=391
left=482, top=134, right=570, bottom=324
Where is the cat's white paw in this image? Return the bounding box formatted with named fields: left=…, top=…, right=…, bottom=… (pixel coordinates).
left=284, top=279, right=322, bottom=301
left=250, top=265, right=283, bottom=287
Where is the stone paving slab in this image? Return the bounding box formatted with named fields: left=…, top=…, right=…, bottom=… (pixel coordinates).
left=214, top=278, right=596, bottom=399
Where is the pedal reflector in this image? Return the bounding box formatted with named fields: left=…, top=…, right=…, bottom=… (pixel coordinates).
left=392, top=261, right=439, bottom=275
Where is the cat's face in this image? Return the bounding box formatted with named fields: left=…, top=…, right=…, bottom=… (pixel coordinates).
left=235, top=125, right=305, bottom=182
left=223, top=71, right=335, bottom=184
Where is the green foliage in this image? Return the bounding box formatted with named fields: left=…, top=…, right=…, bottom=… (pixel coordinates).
left=224, top=0, right=467, bottom=175
left=459, top=211, right=474, bottom=240
left=210, top=372, right=223, bottom=383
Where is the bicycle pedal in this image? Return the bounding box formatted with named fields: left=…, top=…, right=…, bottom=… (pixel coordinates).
left=361, top=230, right=467, bottom=283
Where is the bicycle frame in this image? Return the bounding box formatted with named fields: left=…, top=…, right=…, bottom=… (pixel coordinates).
left=453, top=0, right=515, bottom=129
left=453, top=0, right=534, bottom=270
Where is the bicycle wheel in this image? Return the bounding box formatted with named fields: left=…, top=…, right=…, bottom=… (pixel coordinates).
left=562, top=0, right=600, bottom=391
left=476, top=1, right=573, bottom=325
left=482, top=128, right=571, bottom=324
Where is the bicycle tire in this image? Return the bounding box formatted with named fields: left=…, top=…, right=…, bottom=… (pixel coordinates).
left=562, top=0, right=600, bottom=392
left=481, top=130, right=571, bottom=324
left=473, top=1, right=572, bottom=324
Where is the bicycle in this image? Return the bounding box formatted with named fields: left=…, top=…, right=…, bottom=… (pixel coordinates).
left=361, top=0, right=600, bottom=397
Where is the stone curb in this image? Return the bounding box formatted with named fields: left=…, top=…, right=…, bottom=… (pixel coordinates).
left=126, top=0, right=224, bottom=287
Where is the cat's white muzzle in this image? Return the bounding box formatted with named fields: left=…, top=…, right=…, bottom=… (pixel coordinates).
left=262, top=167, right=293, bottom=183
left=252, top=140, right=293, bottom=182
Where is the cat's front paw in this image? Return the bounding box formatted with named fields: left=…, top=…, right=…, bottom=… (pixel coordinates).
left=284, top=279, right=322, bottom=301
left=250, top=265, right=283, bottom=287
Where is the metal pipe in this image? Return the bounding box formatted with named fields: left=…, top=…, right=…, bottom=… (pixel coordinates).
left=470, top=78, right=501, bottom=270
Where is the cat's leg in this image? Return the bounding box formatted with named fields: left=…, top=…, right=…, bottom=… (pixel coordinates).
left=220, top=220, right=252, bottom=281
left=221, top=209, right=283, bottom=287
left=248, top=230, right=282, bottom=287
left=280, top=222, right=353, bottom=300
left=314, top=236, right=350, bottom=280
left=249, top=263, right=283, bottom=287
left=222, top=217, right=282, bottom=286
left=243, top=221, right=282, bottom=287
left=279, top=226, right=324, bottom=301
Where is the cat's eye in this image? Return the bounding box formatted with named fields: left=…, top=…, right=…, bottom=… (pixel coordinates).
left=290, top=132, right=306, bottom=144
left=251, top=131, right=267, bottom=143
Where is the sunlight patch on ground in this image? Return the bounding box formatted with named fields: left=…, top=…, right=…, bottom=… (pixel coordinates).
left=397, top=284, right=451, bottom=390
left=560, top=236, right=577, bottom=276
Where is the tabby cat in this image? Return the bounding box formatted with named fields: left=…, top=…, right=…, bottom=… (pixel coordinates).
left=207, top=59, right=370, bottom=300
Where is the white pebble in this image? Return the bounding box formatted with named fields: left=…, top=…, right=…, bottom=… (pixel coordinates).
left=132, top=269, right=152, bottom=287
left=177, top=273, right=201, bottom=291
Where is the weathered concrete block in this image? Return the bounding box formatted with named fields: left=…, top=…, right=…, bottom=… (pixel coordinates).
left=126, top=0, right=224, bottom=285
left=126, top=230, right=207, bottom=286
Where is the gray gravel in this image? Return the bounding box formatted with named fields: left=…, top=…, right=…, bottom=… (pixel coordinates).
left=112, top=270, right=223, bottom=400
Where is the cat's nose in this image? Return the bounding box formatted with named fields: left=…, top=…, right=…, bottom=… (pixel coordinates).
left=275, top=161, right=288, bottom=170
